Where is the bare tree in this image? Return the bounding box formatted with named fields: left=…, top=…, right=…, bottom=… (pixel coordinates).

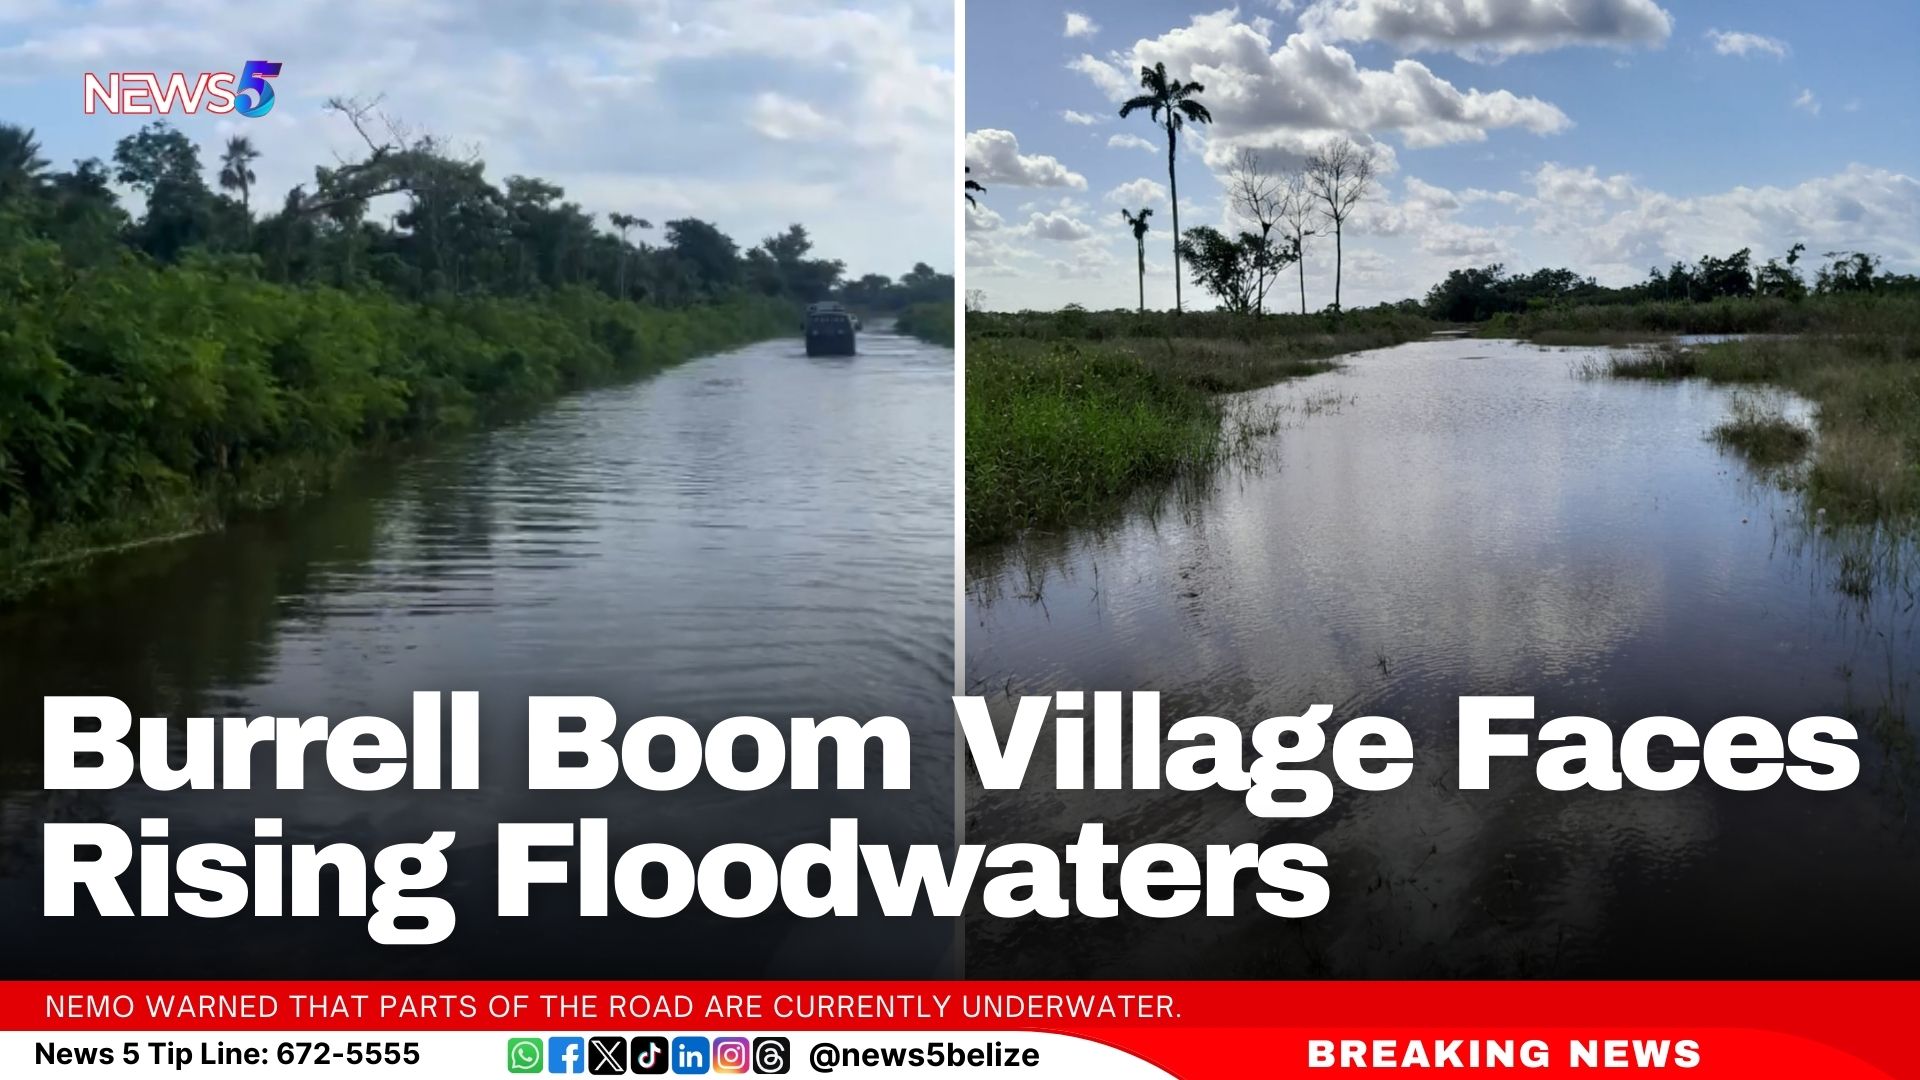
left=1277, top=169, right=1321, bottom=315
left=1304, top=137, right=1377, bottom=313
left=1225, top=148, right=1285, bottom=316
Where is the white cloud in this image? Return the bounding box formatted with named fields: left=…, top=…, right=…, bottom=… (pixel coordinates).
left=749, top=92, right=835, bottom=141
left=1522, top=162, right=1920, bottom=282
left=1022, top=210, right=1097, bottom=242
left=1, top=0, right=955, bottom=277
left=1106, top=178, right=1171, bottom=207
left=1793, top=89, right=1821, bottom=116
left=1300, top=0, right=1673, bottom=60
left=1108, top=133, right=1158, bottom=153
left=973, top=155, right=1920, bottom=311
left=1069, top=52, right=1136, bottom=99
left=966, top=200, right=1003, bottom=234
left=1074, top=12, right=1569, bottom=170
left=1062, top=109, right=1101, bottom=125
left=966, top=128, right=1088, bottom=189
left=1064, top=12, right=1099, bottom=38
left=1706, top=29, right=1789, bottom=59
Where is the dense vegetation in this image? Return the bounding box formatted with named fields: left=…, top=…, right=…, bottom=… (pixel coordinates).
left=893, top=302, right=956, bottom=347
left=967, top=307, right=1431, bottom=542
left=1425, top=245, right=1920, bottom=327
left=0, top=114, right=947, bottom=598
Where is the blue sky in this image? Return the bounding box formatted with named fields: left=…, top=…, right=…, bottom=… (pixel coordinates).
left=1, top=0, right=954, bottom=279
left=966, top=0, right=1920, bottom=311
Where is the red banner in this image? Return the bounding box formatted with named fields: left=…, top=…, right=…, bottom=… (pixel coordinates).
left=5, top=981, right=1914, bottom=1077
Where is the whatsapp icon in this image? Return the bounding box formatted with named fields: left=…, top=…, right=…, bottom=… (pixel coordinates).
left=507, top=1038, right=544, bottom=1073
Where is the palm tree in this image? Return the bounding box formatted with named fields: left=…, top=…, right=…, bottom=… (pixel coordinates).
left=0, top=123, right=50, bottom=201
left=607, top=212, right=652, bottom=299
left=1120, top=62, right=1211, bottom=314
left=218, top=135, right=260, bottom=235
left=965, top=166, right=984, bottom=208
left=1120, top=207, right=1152, bottom=312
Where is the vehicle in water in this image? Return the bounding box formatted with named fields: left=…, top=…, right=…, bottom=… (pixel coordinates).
left=805, top=301, right=858, bottom=356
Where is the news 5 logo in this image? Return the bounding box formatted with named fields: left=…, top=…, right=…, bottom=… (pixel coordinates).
left=510, top=1036, right=787, bottom=1074
left=82, top=62, right=283, bottom=117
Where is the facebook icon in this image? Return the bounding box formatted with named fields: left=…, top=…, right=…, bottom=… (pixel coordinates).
left=670, top=1036, right=709, bottom=1075
left=548, top=1037, right=586, bottom=1074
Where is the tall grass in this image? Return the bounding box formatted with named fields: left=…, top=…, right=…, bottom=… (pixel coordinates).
left=966, top=307, right=1433, bottom=543
left=1486, top=294, right=1891, bottom=342
left=1597, top=299, right=1920, bottom=524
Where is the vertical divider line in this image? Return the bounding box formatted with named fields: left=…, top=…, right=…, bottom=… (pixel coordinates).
left=951, top=0, right=969, bottom=982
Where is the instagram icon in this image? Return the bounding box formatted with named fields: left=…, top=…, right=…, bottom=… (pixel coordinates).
left=712, top=1037, right=750, bottom=1074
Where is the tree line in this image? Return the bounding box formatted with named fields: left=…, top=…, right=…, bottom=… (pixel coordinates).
left=0, top=108, right=946, bottom=589
left=1423, top=245, right=1920, bottom=322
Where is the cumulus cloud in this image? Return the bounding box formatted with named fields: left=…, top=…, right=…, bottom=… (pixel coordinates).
left=966, top=200, right=1004, bottom=234
left=1072, top=11, right=1570, bottom=171
left=1062, top=109, right=1101, bottom=125
left=1064, top=12, right=1099, bottom=38
left=1706, top=29, right=1789, bottom=59
left=1793, top=89, right=1821, bottom=116
left=1522, top=162, right=1920, bottom=280
left=1300, top=0, right=1673, bottom=60
left=1022, top=210, right=1097, bottom=241
left=1106, top=178, right=1171, bottom=207
left=0, top=0, right=955, bottom=277
left=1069, top=52, right=1137, bottom=99
left=966, top=128, right=1089, bottom=189
left=1108, top=133, right=1158, bottom=153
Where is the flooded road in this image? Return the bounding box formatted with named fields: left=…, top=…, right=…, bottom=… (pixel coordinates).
left=0, top=327, right=955, bottom=977
left=966, top=335, right=1919, bottom=978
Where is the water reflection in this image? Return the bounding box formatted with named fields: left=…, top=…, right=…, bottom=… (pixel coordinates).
left=0, top=328, right=955, bottom=977
left=966, top=336, right=1919, bottom=977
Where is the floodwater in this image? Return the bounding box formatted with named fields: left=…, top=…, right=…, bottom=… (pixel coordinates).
left=966, top=335, right=1920, bottom=978
left=0, top=326, right=955, bottom=978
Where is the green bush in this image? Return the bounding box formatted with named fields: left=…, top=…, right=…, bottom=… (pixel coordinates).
left=0, top=239, right=792, bottom=594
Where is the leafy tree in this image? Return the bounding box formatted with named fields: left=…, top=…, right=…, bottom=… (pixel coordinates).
left=1120, top=62, right=1211, bottom=314
left=1755, top=243, right=1807, bottom=300
left=1816, top=251, right=1879, bottom=294
left=1120, top=207, right=1152, bottom=313
left=1693, top=247, right=1755, bottom=298
left=1176, top=225, right=1292, bottom=314
left=114, top=122, right=219, bottom=261
left=1424, top=264, right=1598, bottom=321
left=665, top=218, right=741, bottom=297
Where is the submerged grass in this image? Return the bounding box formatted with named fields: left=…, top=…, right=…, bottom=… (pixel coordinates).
left=1710, top=398, right=1814, bottom=468
left=1576, top=298, right=1920, bottom=525
left=967, top=308, right=1431, bottom=543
